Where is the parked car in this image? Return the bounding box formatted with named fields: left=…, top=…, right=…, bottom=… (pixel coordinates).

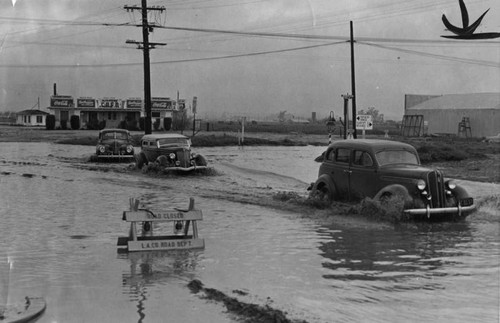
left=91, top=128, right=135, bottom=162
left=136, top=133, right=208, bottom=171
left=310, top=139, right=475, bottom=221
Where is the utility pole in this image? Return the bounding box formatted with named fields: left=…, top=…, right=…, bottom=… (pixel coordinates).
left=350, top=21, right=357, bottom=139
left=341, top=94, right=353, bottom=139
left=125, top=1, right=166, bottom=135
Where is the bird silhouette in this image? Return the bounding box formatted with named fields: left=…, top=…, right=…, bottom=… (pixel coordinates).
left=441, top=0, right=500, bottom=39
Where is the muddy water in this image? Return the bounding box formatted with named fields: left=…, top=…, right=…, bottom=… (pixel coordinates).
left=0, top=142, right=499, bottom=323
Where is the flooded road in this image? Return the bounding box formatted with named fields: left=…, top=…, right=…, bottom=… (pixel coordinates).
left=0, top=142, right=499, bottom=323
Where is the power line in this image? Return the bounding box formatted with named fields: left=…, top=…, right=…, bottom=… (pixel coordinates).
left=0, top=41, right=346, bottom=69
left=360, top=41, right=500, bottom=67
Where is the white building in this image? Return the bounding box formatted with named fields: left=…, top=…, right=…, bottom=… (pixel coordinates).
left=16, top=109, right=50, bottom=127
left=404, top=93, right=500, bottom=138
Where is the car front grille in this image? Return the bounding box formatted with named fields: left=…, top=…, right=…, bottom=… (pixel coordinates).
left=427, top=170, right=445, bottom=208
left=177, top=149, right=191, bottom=167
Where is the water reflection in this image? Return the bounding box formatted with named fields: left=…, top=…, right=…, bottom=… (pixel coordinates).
left=317, top=222, right=472, bottom=286
left=119, top=250, right=201, bottom=323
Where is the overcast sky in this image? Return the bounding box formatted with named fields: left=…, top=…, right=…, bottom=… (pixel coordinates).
left=0, top=0, right=499, bottom=120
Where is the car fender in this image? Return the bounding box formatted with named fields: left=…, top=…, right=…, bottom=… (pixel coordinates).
left=374, top=184, right=412, bottom=204
left=193, top=154, right=208, bottom=166
left=312, top=174, right=337, bottom=199
left=450, top=185, right=471, bottom=199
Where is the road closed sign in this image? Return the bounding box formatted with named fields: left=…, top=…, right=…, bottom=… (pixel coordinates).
left=356, top=115, right=373, bottom=130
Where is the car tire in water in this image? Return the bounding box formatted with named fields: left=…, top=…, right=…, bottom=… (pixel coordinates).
left=376, top=192, right=405, bottom=214
left=311, top=182, right=333, bottom=201
left=194, top=155, right=208, bottom=166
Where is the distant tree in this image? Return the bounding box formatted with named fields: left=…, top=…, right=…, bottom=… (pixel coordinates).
left=46, top=115, right=56, bottom=130
left=358, top=107, right=384, bottom=123
left=139, top=117, right=145, bottom=131
left=60, top=119, right=68, bottom=130
left=70, top=115, right=80, bottom=130
left=278, top=110, right=287, bottom=123
left=173, top=108, right=188, bottom=131
left=153, top=119, right=161, bottom=131
left=164, top=117, right=172, bottom=131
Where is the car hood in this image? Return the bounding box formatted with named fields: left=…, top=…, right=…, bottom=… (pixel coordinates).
left=378, top=164, right=439, bottom=179
left=152, top=146, right=189, bottom=152
left=99, top=139, right=129, bottom=145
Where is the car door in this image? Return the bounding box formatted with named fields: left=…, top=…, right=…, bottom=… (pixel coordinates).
left=331, top=147, right=352, bottom=199
left=349, top=149, right=379, bottom=200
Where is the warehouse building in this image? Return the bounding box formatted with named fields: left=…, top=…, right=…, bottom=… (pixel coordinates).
left=403, top=92, right=500, bottom=138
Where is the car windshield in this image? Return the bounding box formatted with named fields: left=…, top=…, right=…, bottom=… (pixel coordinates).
left=157, top=138, right=190, bottom=148
left=376, top=149, right=419, bottom=166
left=102, top=132, right=128, bottom=140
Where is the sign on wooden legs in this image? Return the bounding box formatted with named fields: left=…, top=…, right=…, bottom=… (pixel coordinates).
left=117, top=197, right=205, bottom=252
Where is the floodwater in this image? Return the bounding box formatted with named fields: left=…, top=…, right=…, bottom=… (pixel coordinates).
left=0, top=142, right=499, bottom=323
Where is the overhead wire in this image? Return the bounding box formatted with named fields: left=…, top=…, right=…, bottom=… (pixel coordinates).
left=0, top=40, right=347, bottom=69
left=0, top=1, right=498, bottom=69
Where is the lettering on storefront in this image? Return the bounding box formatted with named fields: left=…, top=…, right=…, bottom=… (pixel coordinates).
left=100, top=98, right=121, bottom=108
left=126, top=98, right=142, bottom=109
left=77, top=98, right=96, bottom=108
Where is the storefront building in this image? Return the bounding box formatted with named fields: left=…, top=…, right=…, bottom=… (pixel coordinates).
left=49, top=95, right=179, bottom=130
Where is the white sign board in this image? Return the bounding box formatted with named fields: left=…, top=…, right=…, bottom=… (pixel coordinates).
left=356, top=115, right=373, bottom=130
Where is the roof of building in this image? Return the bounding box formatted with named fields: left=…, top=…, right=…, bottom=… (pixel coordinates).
left=17, top=109, right=51, bottom=115
left=407, top=92, right=500, bottom=110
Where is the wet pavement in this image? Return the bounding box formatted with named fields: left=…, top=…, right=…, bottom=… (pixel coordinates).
left=0, top=142, right=499, bottom=323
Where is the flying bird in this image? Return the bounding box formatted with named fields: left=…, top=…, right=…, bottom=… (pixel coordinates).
left=441, top=0, right=500, bottom=39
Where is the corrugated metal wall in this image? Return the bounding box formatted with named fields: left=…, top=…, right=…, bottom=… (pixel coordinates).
left=405, top=109, right=499, bottom=137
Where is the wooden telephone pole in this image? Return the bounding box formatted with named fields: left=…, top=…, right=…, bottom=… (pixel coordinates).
left=124, top=1, right=166, bottom=135
left=350, top=21, right=357, bottom=139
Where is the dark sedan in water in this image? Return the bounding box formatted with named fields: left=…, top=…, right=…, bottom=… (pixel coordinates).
left=310, top=139, right=475, bottom=221
left=91, top=128, right=135, bottom=162
left=136, top=133, right=207, bottom=171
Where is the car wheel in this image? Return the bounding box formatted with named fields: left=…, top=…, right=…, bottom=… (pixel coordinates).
left=194, top=154, right=207, bottom=166
left=311, top=183, right=332, bottom=201
left=377, top=192, right=405, bottom=213
left=90, top=154, right=98, bottom=162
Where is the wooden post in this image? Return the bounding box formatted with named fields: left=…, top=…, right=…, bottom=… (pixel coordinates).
left=350, top=21, right=357, bottom=139
left=129, top=198, right=140, bottom=241
left=183, top=197, right=195, bottom=236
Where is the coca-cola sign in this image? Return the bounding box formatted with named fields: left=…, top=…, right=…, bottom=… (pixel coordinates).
left=50, top=96, right=74, bottom=108
left=151, top=97, right=172, bottom=110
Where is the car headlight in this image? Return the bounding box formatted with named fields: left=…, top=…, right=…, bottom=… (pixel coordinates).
left=446, top=180, right=456, bottom=190
left=126, top=145, right=133, bottom=153
left=99, top=145, right=106, bottom=153
left=169, top=153, right=176, bottom=159
left=417, top=179, right=426, bottom=190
